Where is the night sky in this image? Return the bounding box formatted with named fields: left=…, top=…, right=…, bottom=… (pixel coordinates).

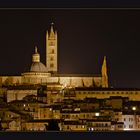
left=0, top=9, right=140, bottom=88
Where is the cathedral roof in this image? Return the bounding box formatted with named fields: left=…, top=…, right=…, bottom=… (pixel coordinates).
left=30, top=62, right=48, bottom=73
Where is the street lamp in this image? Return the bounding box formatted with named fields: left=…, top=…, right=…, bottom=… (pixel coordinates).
left=95, top=112, right=100, bottom=117
left=132, top=106, right=136, bottom=111
left=132, top=106, right=137, bottom=130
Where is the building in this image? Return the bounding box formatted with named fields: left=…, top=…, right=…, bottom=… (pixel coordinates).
left=0, top=23, right=140, bottom=131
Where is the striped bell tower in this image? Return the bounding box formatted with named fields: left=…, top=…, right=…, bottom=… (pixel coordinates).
left=46, top=23, right=58, bottom=73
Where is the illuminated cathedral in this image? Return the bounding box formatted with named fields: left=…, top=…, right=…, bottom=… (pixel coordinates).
left=0, top=23, right=108, bottom=88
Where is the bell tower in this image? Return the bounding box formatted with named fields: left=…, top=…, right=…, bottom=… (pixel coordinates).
left=46, top=23, right=57, bottom=73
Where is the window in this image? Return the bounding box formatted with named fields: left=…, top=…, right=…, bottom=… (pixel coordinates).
left=50, top=63, right=54, bottom=68
left=51, top=49, right=54, bottom=53
left=49, top=42, right=54, bottom=46
left=129, top=118, right=133, bottom=121
left=67, top=126, right=70, bottom=130
left=50, top=57, right=53, bottom=61
left=129, top=125, right=133, bottom=128
left=118, top=125, right=123, bottom=128
left=124, top=118, right=126, bottom=121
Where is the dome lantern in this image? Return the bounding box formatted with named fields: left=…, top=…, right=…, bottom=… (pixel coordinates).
left=32, top=46, right=40, bottom=63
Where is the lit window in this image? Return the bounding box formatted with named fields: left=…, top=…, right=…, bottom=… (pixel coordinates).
left=82, top=125, right=85, bottom=128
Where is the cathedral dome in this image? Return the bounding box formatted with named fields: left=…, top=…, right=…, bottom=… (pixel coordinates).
left=30, top=62, right=47, bottom=72
left=27, top=46, right=48, bottom=73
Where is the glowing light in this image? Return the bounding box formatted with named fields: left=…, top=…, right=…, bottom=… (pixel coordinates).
left=82, top=125, right=85, bottom=128
left=132, top=106, right=136, bottom=111
left=95, top=112, right=100, bottom=116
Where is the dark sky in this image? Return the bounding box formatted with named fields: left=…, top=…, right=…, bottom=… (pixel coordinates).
left=0, top=9, right=140, bottom=88
left=0, top=0, right=140, bottom=7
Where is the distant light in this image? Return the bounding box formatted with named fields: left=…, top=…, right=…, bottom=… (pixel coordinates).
left=132, top=106, right=136, bottom=111
left=95, top=112, right=100, bottom=116
left=91, top=128, right=94, bottom=131
left=82, top=125, right=85, bottom=128
left=74, top=108, right=80, bottom=111
left=49, top=108, right=52, bottom=111
left=23, top=104, right=26, bottom=107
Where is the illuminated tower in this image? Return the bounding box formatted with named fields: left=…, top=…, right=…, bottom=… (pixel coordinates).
left=101, top=56, right=108, bottom=88
left=46, top=23, right=57, bottom=73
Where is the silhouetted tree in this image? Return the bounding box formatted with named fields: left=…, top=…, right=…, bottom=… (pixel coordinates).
left=0, top=121, right=3, bottom=131
left=46, top=119, right=60, bottom=131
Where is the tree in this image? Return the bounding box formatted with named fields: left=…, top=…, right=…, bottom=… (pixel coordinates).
left=0, top=121, right=3, bottom=131
left=46, top=119, right=60, bottom=131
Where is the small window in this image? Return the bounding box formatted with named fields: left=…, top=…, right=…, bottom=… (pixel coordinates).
left=129, top=125, right=133, bottom=128
left=50, top=63, right=54, bottom=68
left=50, top=57, right=53, bottom=61
left=52, top=49, right=54, bottom=53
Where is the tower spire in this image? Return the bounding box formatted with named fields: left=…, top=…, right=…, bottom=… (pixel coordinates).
left=101, top=56, right=108, bottom=88
left=102, top=56, right=107, bottom=76
left=49, top=22, right=55, bottom=38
